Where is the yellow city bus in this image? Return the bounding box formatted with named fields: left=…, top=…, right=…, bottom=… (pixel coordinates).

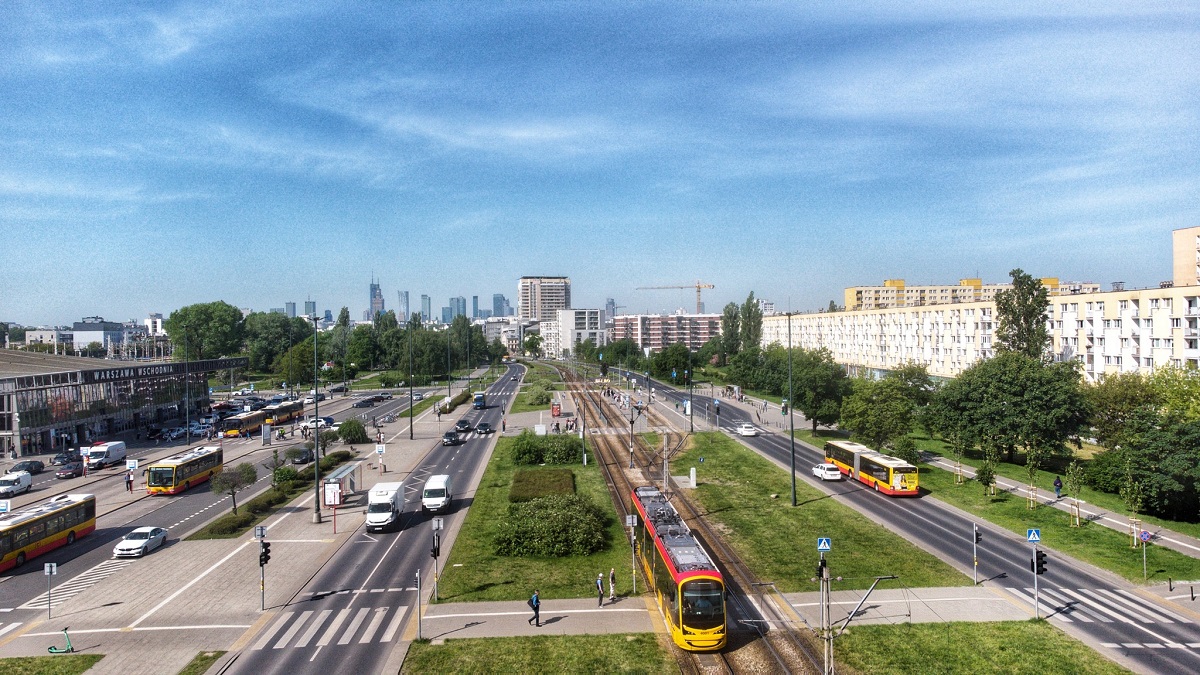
left=222, top=410, right=266, bottom=438
left=145, top=446, right=224, bottom=495
left=823, top=440, right=919, bottom=496
left=0, top=494, right=97, bottom=572
left=265, top=401, right=304, bottom=426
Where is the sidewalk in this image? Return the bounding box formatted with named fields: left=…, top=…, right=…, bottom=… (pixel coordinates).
left=784, top=586, right=1030, bottom=630
left=419, top=596, right=656, bottom=642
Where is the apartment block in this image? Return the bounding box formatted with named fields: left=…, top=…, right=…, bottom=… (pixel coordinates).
left=844, top=278, right=1100, bottom=311
left=611, top=312, right=721, bottom=354
left=518, top=276, right=571, bottom=320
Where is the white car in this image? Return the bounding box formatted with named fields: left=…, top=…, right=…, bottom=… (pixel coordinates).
left=113, top=527, right=168, bottom=558
left=735, top=424, right=758, bottom=437
left=812, top=463, right=842, bottom=481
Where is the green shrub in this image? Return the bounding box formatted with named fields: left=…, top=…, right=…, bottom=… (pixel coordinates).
left=510, top=469, right=575, bottom=502
left=379, top=371, right=405, bottom=387
left=1086, top=450, right=1124, bottom=494
left=509, top=429, right=583, bottom=465
left=439, top=389, right=472, bottom=414
left=245, top=489, right=287, bottom=515
left=511, top=430, right=542, bottom=465
left=492, top=494, right=608, bottom=557
left=528, top=385, right=552, bottom=405
left=339, top=418, right=370, bottom=444
left=274, top=466, right=299, bottom=483
left=204, top=512, right=257, bottom=535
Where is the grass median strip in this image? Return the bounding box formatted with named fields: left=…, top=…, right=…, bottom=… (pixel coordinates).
left=674, top=432, right=969, bottom=591
left=835, top=620, right=1130, bottom=675
left=403, top=634, right=672, bottom=674
left=176, top=651, right=226, bottom=675
left=0, top=656, right=104, bottom=675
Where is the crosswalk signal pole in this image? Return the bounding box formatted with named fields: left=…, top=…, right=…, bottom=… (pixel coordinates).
left=415, top=570, right=422, bottom=641
left=973, top=523, right=981, bottom=585
left=1032, top=544, right=1041, bottom=619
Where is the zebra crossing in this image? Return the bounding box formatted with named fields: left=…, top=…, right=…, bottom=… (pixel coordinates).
left=17, top=559, right=134, bottom=610
left=250, top=604, right=409, bottom=650
left=0, top=622, right=23, bottom=639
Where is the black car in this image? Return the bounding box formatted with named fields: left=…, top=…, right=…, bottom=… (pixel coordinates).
left=289, top=449, right=314, bottom=465
left=329, top=384, right=348, bottom=393
left=454, top=419, right=472, bottom=433
left=50, top=451, right=80, bottom=466
left=441, top=431, right=458, bottom=446
left=352, top=399, right=375, bottom=408
left=11, top=460, right=45, bottom=475
left=475, top=422, right=493, bottom=434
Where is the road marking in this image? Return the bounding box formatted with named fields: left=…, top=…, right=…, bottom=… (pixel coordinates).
left=380, top=606, right=408, bottom=643
left=338, top=608, right=370, bottom=644
left=293, top=609, right=331, bottom=648
left=252, top=612, right=294, bottom=651
left=19, top=559, right=135, bottom=610
left=1112, top=589, right=1192, bottom=623
left=0, top=623, right=21, bottom=638
left=316, top=608, right=351, bottom=646
left=1005, top=587, right=1071, bottom=622
left=358, top=607, right=389, bottom=643
left=1094, top=589, right=1175, bottom=623
left=274, top=610, right=312, bottom=649
left=1036, top=588, right=1097, bottom=622
left=129, top=541, right=251, bottom=628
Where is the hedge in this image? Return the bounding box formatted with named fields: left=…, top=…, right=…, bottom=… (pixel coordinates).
left=510, top=429, right=584, bottom=465
left=492, top=493, right=608, bottom=557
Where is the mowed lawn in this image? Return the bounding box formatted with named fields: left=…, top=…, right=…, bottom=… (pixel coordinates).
left=436, top=436, right=633, bottom=602
left=403, top=634, right=673, bottom=674
left=674, top=432, right=970, bottom=591
left=836, top=621, right=1130, bottom=675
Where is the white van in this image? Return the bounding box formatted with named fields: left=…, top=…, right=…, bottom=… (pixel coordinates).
left=0, top=471, right=32, bottom=497
left=87, top=441, right=127, bottom=470
left=366, top=482, right=404, bottom=532
left=421, top=475, right=452, bottom=513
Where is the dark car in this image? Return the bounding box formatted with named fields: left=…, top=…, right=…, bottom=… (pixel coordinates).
left=372, top=392, right=393, bottom=402
left=11, top=460, right=45, bottom=475
left=441, top=431, right=458, bottom=446
left=146, top=427, right=165, bottom=441
left=454, top=419, right=472, bottom=433
left=289, top=449, right=314, bottom=465
left=329, top=384, right=348, bottom=393
left=55, top=461, right=85, bottom=479
left=50, top=451, right=80, bottom=466
left=475, top=422, right=493, bottom=435
left=352, top=399, right=375, bottom=408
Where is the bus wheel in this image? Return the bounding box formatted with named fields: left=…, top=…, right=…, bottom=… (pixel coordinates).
left=67, top=532, right=75, bottom=545
left=15, top=552, right=25, bottom=567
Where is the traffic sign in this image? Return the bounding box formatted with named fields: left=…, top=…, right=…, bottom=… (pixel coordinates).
left=1140, top=530, right=1151, bottom=543
left=375, top=444, right=385, bottom=456
left=1026, top=528, right=1041, bottom=543
left=817, top=537, right=832, bottom=552
left=44, top=563, right=57, bottom=576
left=625, top=514, right=637, bottom=528
left=0, top=500, right=10, bottom=513
left=126, top=459, right=138, bottom=471
left=255, top=525, right=267, bottom=539
left=432, top=517, right=444, bottom=531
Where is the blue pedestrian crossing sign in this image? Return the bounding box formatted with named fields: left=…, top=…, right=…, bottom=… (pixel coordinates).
left=817, top=537, right=832, bottom=552
left=1027, top=528, right=1041, bottom=543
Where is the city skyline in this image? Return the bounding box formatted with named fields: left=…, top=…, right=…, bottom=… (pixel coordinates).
left=3, top=3, right=1196, bottom=325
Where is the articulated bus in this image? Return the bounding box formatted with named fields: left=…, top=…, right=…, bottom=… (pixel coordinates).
left=146, top=446, right=224, bottom=495
left=631, top=485, right=726, bottom=651
left=823, top=440, right=919, bottom=496
left=264, top=401, right=304, bottom=426
left=0, top=494, right=97, bottom=572
left=221, top=410, right=266, bottom=438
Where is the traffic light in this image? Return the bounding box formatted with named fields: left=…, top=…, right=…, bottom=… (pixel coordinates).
left=816, top=556, right=827, bottom=578
left=1034, top=549, right=1047, bottom=575
left=259, top=542, right=271, bottom=566
left=973, top=524, right=982, bottom=544
left=430, top=533, right=441, bottom=559
left=714, top=400, right=720, bottom=416
left=781, top=399, right=788, bottom=416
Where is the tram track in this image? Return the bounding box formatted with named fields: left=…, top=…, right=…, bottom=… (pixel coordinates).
left=557, top=365, right=823, bottom=674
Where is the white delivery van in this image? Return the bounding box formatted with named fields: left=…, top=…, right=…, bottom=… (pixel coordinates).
left=421, top=475, right=452, bottom=513
left=366, top=482, right=405, bottom=532
left=0, top=471, right=32, bottom=497
left=87, top=441, right=127, bottom=470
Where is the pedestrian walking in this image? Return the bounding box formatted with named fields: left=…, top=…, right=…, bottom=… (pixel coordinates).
left=596, top=573, right=605, bottom=607
left=125, top=471, right=134, bottom=493
left=527, top=589, right=540, bottom=626
left=1053, top=476, right=1063, bottom=500
left=609, top=567, right=616, bottom=601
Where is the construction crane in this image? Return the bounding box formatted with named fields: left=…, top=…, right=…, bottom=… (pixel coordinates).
left=635, top=281, right=715, bottom=314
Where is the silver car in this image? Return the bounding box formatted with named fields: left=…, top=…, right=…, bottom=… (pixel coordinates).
left=113, top=527, right=168, bottom=558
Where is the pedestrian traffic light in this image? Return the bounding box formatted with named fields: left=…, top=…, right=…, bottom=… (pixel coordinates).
left=1034, top=549, right=1047, bottom=575
left=816, top=556, right=826, bottom=578
left=974, top=524, right=982, bottom=544
left=259, top=542, right=271, bottom=566
left=714, top=400, right=720, bottom=416
left=431, top=533, right=440, bottom=559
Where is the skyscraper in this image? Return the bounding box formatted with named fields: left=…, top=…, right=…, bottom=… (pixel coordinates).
left=472, top=295, right=479, bottom=318
left=421, top=295, right=431, bottom=321
left=285, top=302, right=296, bottom=318
left=518, top=276, right=571, bottom=320
left=304, top=300, right=317, bottom=317
left=398, top=291, right=410, bottom=322
left=450, top=296, right=467, bottom=319
left=368, top=278, right=385, bottom=320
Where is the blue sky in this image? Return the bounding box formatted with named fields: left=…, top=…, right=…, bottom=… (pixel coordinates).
left=3, top=2, right=1197, bottom=326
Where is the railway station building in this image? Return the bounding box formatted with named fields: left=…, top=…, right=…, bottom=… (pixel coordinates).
left=0, top=351, right=248, bottom=459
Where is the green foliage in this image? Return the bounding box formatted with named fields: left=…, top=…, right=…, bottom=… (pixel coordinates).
left=509, top=429, right=584, bottom=465
left=721, top=302, right=741, bottom=363
left=210, top=462, right=258, bottom=514
left=244, top=488, right=288, bottom=515
left=438, top=389, right=472, bottom=414
left=338, top=418, right=370, bottom=444
left=739, top=291, right=763, bottom=350
left=510, top=468, right=575, bottom=502
left=1065, top=460, right=1086, bottom=501
left=651, top=342, right=693, bottom=380
left=202, top=510, right=257, bottom=535
left=526, top=385, right=552, bottom=406
left=994, top=268, right=1052, bottom=358
left=244, top=311, right=311, bottom=372
left=378, top=370, right=405, bottom=387
left=164, top=301, right=246, bottom=360
left=840, top=376, right=915, bottom=452
left=892, top=435, right=920, bottom=464
left=404, top=634, right=674, bottom=675
left=523, top=333, right=543, bottom=358
left=1086, top=371, right=1162, bottom=449
left=492, top=494, right=607, bottom=557
left=1148, top=366, right=1200, bottom=423
left=274, top=466, right=299, bottom=483
left=974, top=461, right=995, bottom=492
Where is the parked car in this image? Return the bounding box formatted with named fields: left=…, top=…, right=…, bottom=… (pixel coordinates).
left=812, top=463, right=842, bottom=481
left=11, top=460, right=45, bottom=475
left=168, top=427, right=187, bottom=440
left=56, top=461, right=86, bottom=479
left=352, top=399, right=375, bottom=408
left=0, top=471, right=32, bottom=497
left=50, top=451, right=80, bottom=466
left=475, top=422, right=493, bottom=435
left=112, top=527, right=168, bottom=558
left=454, top=419, right=472, bottom=433
left=441, top=431, right=458, bottom=446
left=736, top=424, right=758, bottom=437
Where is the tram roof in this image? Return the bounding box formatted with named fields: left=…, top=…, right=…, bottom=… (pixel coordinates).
left=632, top=486, right=718, bottom=574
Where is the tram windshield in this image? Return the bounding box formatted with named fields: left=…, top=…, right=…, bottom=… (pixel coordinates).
left=681, top=579, right=724, bottom=630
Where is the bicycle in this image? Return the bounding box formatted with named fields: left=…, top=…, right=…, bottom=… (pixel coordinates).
left=47, top=626, right=73, bottom=654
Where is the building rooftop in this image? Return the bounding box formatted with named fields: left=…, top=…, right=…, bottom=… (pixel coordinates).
left=0, top=350, right=115, bottom=379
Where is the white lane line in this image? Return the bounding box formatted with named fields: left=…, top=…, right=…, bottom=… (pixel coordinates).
left=1058, top=589, right=1185, bottom=646
left=337, top=607, right=370, bottom=645
left=274, top=610, right=312, bottom=649
left=379, top=606, right=408, bottom=643
left=1059, top=589, right=1144, bottom=624
left=358, top=607, right=389, bottom=643
left=252, top=612, right=293, bottom=651
left=0, top=623, right=21, bottom=638
left=130, top=541, right=252, bottom=628
left=1094, top=589, right=1174, bottom=623
left=293, top=609, right=331, bottom=649
left=316, top=608, right=351, bottom=647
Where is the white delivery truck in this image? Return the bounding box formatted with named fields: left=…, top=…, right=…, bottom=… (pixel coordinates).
left=365, top=482, right=404, bottom=532
left=86, top=441, right=127, bottom=470
left=421, top=475, right=452, bottom=513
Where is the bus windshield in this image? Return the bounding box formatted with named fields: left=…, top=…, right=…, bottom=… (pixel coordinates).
left=681, top=579, right=724, bottom=630
left=147, top=467, right=175, bottom=488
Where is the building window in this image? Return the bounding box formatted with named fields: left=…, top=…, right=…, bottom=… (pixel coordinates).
left=1173, top=318, right=1183, bottom=328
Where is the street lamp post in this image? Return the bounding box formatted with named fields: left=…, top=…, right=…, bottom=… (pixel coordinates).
left=686, top=369, right=693, bottom=434
left=788, top=311, right=797, bottom=507
left=183, top=324, right=190, bottom=446
left=408, top=324, right=415, bottom=440
left=311, top=315, right=322, bottom=524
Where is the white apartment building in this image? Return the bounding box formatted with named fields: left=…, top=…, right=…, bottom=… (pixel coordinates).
left=539, top=309, right=607, bottom=359
left=844, top=277, right=1100, bottom=311
left=763, top=226, right=1200, bottom=382
left=517, top=276, right=571, bottom=321
left=612, top=312, right=722, bottom=354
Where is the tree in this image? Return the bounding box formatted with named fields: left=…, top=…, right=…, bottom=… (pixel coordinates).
left=523, top=333, right=543, bottom=358
left=739, top=292, right=763, bottom=352
left=1086, top=371, right=1162, bottom=449
left=339, top=418, right=370, bottom=444
left=721, top=302, right=741, bottom=363
left=793, top=348, right=849, bottom=433
left=165, top=301, right=246, bottom=361
left=1065, top=460, right=1085, bottom=527
left=652, top=342, right=693, bottom=381
left=840, top=377, right=915, bottom=452
left=7, top=325, right=25, bottom=343
left=826, top=300, right=839, bottom=313
left=262, top=449, right=287, bottom=488
left=347, top=324, right=379, bottom=372
left=1148, top=366, right=1200, bottom=424
left=993, top=269, right=1051, bottom=359
left=210, top=463, right=257, bottom=514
